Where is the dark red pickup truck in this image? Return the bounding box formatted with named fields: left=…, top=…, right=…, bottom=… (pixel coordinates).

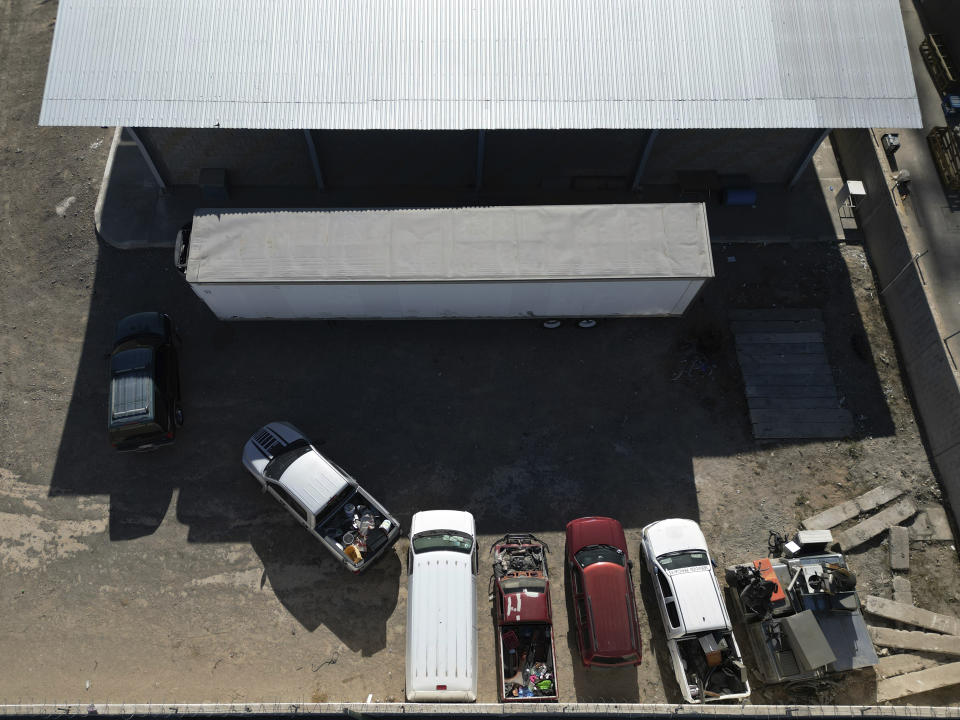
left=491, top=533, right=559, bottom=702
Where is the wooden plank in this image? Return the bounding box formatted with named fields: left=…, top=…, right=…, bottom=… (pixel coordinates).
left=734, top=332, right=825, bottom=344
left=889, top=526, right=910, bottom=571
left=749, top=409, right=853, bottom=424
left=737, top=363, right=834, bottom=376
left=729, top=309, right=823, bottom=322
left=735, top=342, right=827, bottom=355
left=802, top=485, right=905, bottom=530
left=869, top=627, right=960, bottom=655
left=748, top=397, right=843, bottom=410
left=877, top=661, right=960, bottom=701
left=745, top=385, right=838, bottom=398
left=753, top=422, right=853, bottom=439
left=910, top=506, right=955, bottom=541
left=893, top=577, right=913, bottom=606
left=835, top=498, right=918, bottom=550
left=731, top=320, right=826, bottom=334
left=876, top=653, right=939, bottom=679
left=736, top=353, right=830, bottom=366
left=743, top=373, right=836, bottom=387
left=865, top=596, right=960, bottom=636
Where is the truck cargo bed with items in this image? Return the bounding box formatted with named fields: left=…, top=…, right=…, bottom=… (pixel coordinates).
left=491, top=534, right=558, bottom=702
left=725, top=530, right=878, bottom=690
left=317, top=488, right=396, bottom=566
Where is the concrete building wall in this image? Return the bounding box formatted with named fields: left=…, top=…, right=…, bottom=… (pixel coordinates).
left=136, top=128, right=814, bottom=192
left=832, top=128, right=960, bottom=529
left=137, top=128, right=316, bottom=187
left=482, top=130, right=649, bottom=190
left=641, top=129, right=817, bottom=185
left=318, top=131, right=476, bottom=188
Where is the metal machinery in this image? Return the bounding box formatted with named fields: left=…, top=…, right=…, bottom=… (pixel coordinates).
left=725, top=530, right=878, bottom=689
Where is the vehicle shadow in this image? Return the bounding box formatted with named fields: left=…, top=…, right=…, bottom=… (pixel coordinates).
left=248, top=521, right=402, bottom=655
left=636, top=551, right=686, bottom=704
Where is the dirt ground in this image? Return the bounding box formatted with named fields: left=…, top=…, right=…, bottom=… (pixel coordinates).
left=2, top=0, right=960, bottom=709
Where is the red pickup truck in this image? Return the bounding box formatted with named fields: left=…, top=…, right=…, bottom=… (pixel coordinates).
left=491, top=533, right=559, bottom=702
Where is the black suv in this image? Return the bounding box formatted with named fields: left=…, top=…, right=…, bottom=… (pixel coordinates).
left=108, top=312, right=183, bottom=451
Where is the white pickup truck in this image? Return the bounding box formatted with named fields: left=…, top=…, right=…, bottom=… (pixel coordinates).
left=641, top=519, right=750, bottom=703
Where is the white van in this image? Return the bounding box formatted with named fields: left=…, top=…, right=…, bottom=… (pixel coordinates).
left=405, top=510, right=478, bottom=702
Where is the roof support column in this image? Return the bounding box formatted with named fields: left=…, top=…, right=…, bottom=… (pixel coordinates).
left=125, top=127, right=167, bottom=192
left=475, top=130, right=486, bottom=192
left=632, top=130, right=659, bottom=191
left=787, top=128, right=830, bottom=189
left=304, top=130, right=325, bottom=191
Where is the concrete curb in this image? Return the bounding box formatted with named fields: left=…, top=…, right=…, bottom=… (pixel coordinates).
left=1, top=703, right=959, bottom=718
left=93, top=126, right=123, bottom=243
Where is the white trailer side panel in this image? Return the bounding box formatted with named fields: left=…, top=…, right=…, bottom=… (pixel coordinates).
left=193, top=278, right=706, bottom=320
left=184, top=204, right=713, bottom=320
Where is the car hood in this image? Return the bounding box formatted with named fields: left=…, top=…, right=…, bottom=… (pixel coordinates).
left=115, top=312, right=166, bottom=344
left=567, top=517, right=627, bottom=554
left=242, top=421, right=306, bottom=477
left=644, top=518, right=706, bottom=557
left=667, top=567, right=730, bottom=633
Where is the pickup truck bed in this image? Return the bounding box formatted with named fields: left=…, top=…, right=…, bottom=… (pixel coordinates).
left=317, top=487, right=397, bottom=571
left=669, top=630, right=750, bottom=703
left=492, top=534, right=558, bottom=702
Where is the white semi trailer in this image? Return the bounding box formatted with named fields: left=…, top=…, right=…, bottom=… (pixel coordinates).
left=176, top=204, right=713, bottom=320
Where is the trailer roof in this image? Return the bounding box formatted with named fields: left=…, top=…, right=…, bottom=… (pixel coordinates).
left=39, top=0, right=920, bottom=130
left=185, top=205, right=714, bottom=284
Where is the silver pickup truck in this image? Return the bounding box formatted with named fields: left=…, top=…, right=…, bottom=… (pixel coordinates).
left=641, top=519, right=750, bottom=703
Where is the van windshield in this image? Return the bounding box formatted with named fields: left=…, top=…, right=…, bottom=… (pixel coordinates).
left=412, top=530, right=473, bottom=554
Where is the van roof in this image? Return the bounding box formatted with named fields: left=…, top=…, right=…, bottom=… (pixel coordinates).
left=109, top=347, right=154, bottom=423
left=408, top=552, right=476, bottom=690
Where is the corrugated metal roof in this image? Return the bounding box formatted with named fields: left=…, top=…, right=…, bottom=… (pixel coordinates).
left=40, top=0, right=921, bottom=130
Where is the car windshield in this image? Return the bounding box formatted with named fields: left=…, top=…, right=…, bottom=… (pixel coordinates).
left=575, top=544, right=625, bottom=568
left=500, top=577, right=547, bottom=594
left=412, top=530, right=473, bottom=554
left=658, top=550, right=710, bottom=570
left=263, top=441, right=312, bottom=481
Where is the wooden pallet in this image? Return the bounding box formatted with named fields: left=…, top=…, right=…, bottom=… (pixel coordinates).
left=928, top=126, right=960, bottom=191
left=920, top=34, right=959, bottom=95
left=732, top=309, right=853, bottom=440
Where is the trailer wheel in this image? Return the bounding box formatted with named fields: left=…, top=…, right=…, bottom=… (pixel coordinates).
left=542, top=319, right=562, bottom=329
left=577, top=319, right=597, bottom=328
